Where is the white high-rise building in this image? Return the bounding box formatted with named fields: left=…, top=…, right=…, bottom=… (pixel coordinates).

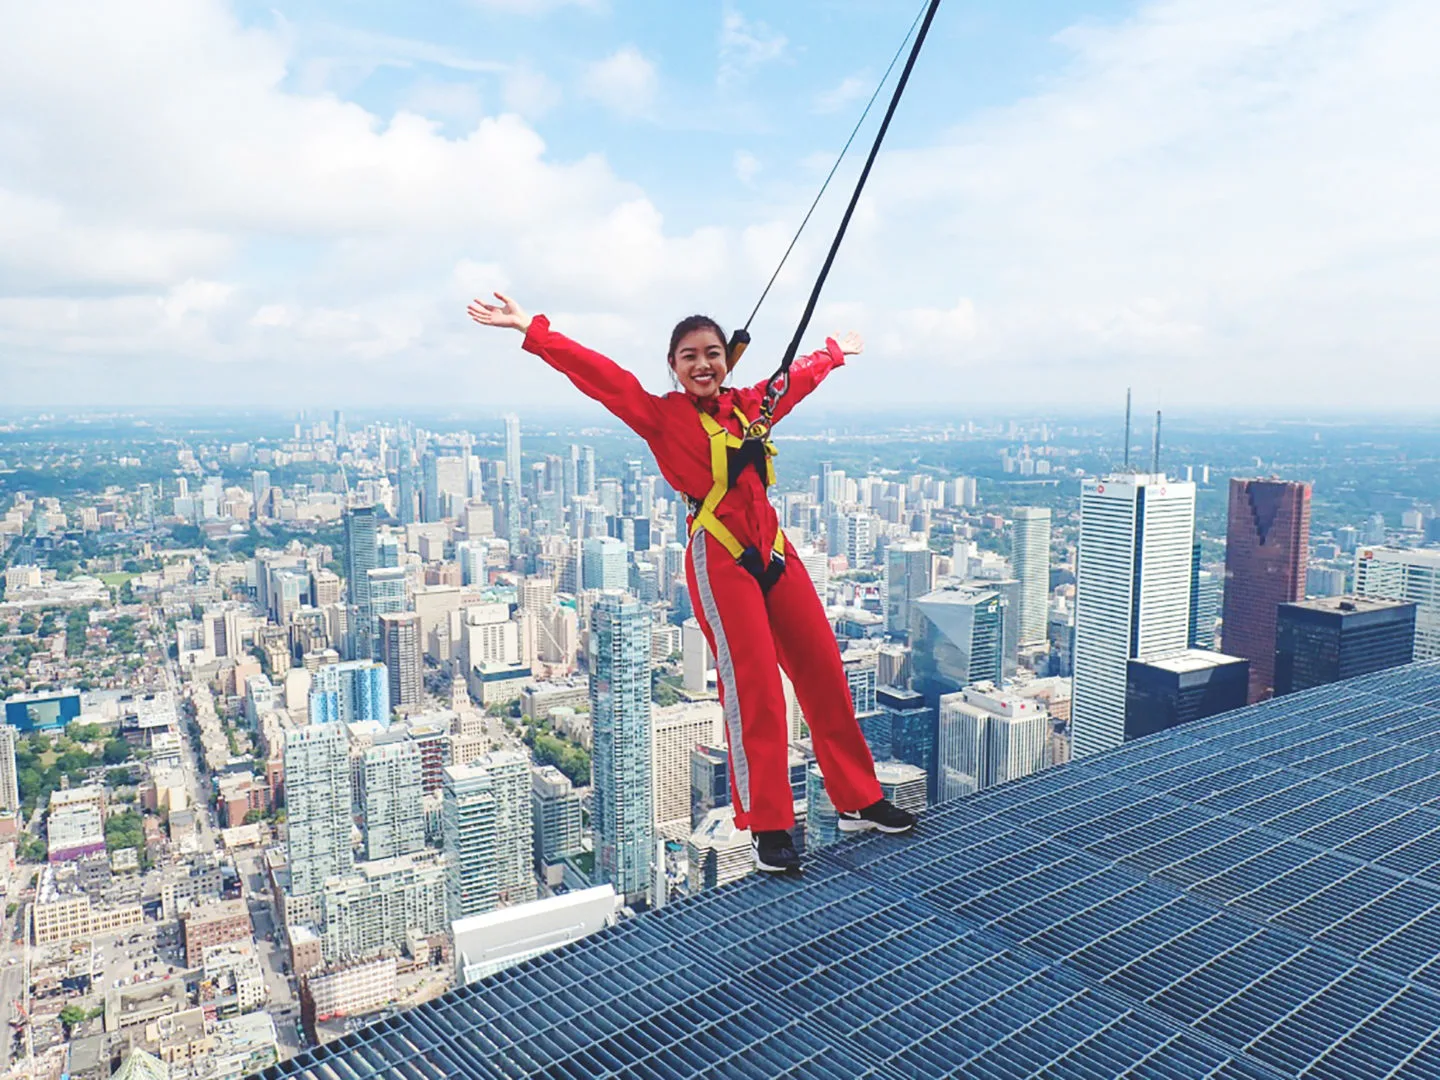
left=285, top=724, right=355, bottom=896
left=681, top=618, right=712, bottom=693
left=650, top=703, right=723, bottom=841
left=798, top=546, right=830, bottom=598
left=938, top=684, right=1051, bottom=800
left=361, top=738, right=426, bottom=861
left=456, top=541, right=486, bottom=587
left=0, top=725, right=18, bottom=815
left=1354, top=546, right=1440, bottom=660
left=1012, top=507, right=1051, bottom=647
left=504, top=413, right=521, bottom=484
left=1072, top=473, right=1195, bottom=757
left=442, top=751, right=535, bottom=922
left=581, top=537, right=628, bottom=590
left=844, top=513, right=872, bottom=569
left=321, top=851, right=448, bottom=964
left=590, top=593, right=654, bottom=903
left=885, top=542, right=933, bottom=636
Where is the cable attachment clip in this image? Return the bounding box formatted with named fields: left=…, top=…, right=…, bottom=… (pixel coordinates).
left=749, top=370, right=789, bottom=441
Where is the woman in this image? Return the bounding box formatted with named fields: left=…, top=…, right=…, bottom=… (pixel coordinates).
left=468, top=293, right=918, bottom=873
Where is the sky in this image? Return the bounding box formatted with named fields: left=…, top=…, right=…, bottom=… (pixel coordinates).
left=2, top=0, right=1439, bottom=412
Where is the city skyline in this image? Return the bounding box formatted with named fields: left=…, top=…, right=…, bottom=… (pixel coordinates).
left=0, top=393, right=1436, bottom=1071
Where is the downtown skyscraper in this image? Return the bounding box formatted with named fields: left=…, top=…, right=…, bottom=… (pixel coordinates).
left=285, top=724, right=354, bottom=896
left=1072, top=473, right=1195, bottom=756
left=885, top=542, right=933, bottom=637
left=1354, top=545, right=1440, bottom=661
left=590, top=593, right=654, bottom=903
left=361, top=737, right=426, bottom=861
left=0, top=725, right=18, bottom=815
left=442, top=751, right=535, bottom=921
left=1222, top=478, right=1311, bottom=702
left=1011, top=507, right=1051, bottom=647
left=503, top=413, right=521, bottom=485
left=309, top=660, right=389, bottom=726
left=379, top=611, right=423, bottom=711
left=343, top=506, right=378, bottom=661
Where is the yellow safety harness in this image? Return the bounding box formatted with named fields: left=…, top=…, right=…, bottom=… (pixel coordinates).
left=688, top=404, right=786, bottom=578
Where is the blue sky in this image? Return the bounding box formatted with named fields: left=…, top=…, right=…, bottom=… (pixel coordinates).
left=2, top=0, right=1439, bottom=411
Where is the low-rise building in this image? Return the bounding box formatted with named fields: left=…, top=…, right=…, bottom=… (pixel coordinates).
left=160, top=855, right=225, bottom=920
left=182, top=898, right=252, bottom=966
left=191, top=1011, right=279, bottom=1080
left=520, top=679, right=590, bottom=721
left=33, top=866, right=144, bottom=945
left=200, top=942, right=268, bottom=1016
left=289, top=924, right=325, bottom=977
left=302, top=956, right=398, bottom=1022
left=105, top=979, right=190, bottom=1034
left=452, top=885, right=618, bottom=985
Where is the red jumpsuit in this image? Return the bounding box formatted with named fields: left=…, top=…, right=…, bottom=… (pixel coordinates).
left=522, top=315, right=883, bottom=832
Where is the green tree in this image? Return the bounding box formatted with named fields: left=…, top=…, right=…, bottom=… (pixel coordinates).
left=104, top=810, right=144, bottom=852
left=533, top=733, right=591, bottom=786
left=102, top=739, right=132, bottom=766
left=17, top=834, right=46, bottom=862
left=651, top=676, right=679, bottom=708
left=59, top=1005, right=88, bottom=1031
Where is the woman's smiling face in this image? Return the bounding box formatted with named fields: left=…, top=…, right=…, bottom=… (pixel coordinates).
left=670, top=328, right=727, bottom=398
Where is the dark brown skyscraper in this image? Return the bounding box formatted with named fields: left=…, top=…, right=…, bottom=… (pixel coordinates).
left=1222, top=478, right=1311, bottom=703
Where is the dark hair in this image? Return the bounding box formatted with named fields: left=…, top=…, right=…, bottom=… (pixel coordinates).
left=667, top=315, right=727, bottom=365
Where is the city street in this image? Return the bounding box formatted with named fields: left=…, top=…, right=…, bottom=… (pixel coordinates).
left=0, top=953, right=25, bottom=1070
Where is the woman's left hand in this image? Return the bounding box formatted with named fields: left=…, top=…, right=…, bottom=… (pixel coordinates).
left=835, top=331, right=863, bottom=356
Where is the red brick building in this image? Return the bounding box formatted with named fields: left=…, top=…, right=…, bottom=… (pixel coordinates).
left=183, top=899, right=253, bottom=966
left=1222, top=479, right=1311, bottom=703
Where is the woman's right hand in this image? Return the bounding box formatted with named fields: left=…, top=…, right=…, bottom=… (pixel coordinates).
left=467, top=292, right=532, bottom=333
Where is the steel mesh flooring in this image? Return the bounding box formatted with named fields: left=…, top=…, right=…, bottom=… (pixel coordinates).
left=261, top=662, right=1440, bottom=1079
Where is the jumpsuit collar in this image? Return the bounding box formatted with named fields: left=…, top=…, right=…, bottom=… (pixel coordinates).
left=686, top=387, right=732, bottom=417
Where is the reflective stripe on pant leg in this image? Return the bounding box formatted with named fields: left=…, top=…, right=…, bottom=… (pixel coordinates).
left=690, top=529, right=751, bottom=816
left=766, top=538, right=883, bottom=813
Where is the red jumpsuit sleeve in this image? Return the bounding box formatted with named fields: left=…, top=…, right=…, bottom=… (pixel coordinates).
left=744, top=338, right=846, bottom=425
left=521, top=314, right=664, bottom=440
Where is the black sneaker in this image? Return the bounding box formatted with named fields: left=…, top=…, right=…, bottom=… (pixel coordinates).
left=838, top=798, right=917, bottom=835
left=751, top=829, right=802, bottom=873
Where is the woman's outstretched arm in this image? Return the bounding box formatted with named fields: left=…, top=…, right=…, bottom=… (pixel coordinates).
left=469, top=293, right=663, bottom=441
left=744, top=330, right=863, bottom=426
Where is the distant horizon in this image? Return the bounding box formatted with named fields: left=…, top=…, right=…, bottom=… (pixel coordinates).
left=4, top=402, right=1440, bottom=429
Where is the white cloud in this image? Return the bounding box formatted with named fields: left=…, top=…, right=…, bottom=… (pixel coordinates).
left=581, top=46, right=657, bottom=116
left=733, top=151, right=761, bottom=185
left=503, top=65, right=562, bottom=118
left=469, top=0, right=601, bottom=11
left=719, top=9, right=787, bottom=86
left=813, top=74, right=869, bottom=115
left=401, top=77, right=486, bottom=127
left=3, top=0, right=1440, bottom=411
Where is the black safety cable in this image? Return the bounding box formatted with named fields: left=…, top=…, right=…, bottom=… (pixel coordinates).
left=727, top=0, right=932, bottom=371
left=746, top=0, right=944, bottom=439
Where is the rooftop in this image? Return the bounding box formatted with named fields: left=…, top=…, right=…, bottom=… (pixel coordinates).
left=265, top=661, right=1440, bottom=1080
left=1137, top=647, right=1250, bottom=674
left=1288, top=595, right=1418, bottom=615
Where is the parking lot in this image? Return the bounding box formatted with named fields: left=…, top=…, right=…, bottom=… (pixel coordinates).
left=94, top=920, right=185, bottom=994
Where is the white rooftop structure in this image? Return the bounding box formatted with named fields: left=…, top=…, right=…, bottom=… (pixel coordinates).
left=452, top=884, right=619, bottom=985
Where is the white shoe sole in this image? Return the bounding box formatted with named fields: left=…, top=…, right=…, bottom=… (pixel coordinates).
left=837, top=816, right=914, bottom=834
left=752, top=849, right=800, bottom=873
